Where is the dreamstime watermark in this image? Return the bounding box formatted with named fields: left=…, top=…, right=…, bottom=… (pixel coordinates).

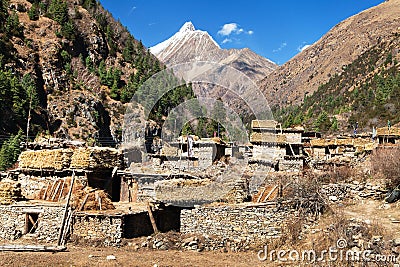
left=257, top=238, right=398, bottom=264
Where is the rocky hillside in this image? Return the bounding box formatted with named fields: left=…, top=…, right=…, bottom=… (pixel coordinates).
left=150, top=22, right=277, bottom=82
left=275, top=31, right=400, bottom=133
left=0, top=0, right=193, bottom=145
left=260, top=0, right=400, bottom=108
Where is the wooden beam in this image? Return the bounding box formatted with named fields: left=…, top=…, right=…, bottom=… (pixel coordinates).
left=60, top=208, right=73, bottom=246
left=57, top=179, right=65, bottom=201
left=263, top=185, right=278, bottom=202
left=0, top=244, right=66, bottom=252
left=79, top=194, right=89, bottom=211
left=51, top=180, right=61, bottom=201
left=147, top=202, right=158, bottom=234
left=57, top=171, right=75, bottom=246
left=256, top=186, right=267, bottom=203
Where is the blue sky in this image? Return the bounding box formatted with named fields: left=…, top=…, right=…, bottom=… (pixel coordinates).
left=99, top=0, right=384, bottom=65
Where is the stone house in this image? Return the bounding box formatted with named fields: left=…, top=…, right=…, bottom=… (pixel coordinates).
left=377, top=127, right=400, bottom=144
left=249, top=120, right=304, bottom=172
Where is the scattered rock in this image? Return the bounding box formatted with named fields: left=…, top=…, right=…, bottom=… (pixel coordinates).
left=106, top=255, right=116, bottom=260
left=393, top=238, right=400, bottom=247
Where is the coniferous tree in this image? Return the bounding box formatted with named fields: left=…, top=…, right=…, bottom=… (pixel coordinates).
left=0, top=131, right=22, bottom=171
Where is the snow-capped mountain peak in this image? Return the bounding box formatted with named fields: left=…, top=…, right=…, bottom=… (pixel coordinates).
left=150, top=22, right=220, bottom=62
left=150, top=22, right=277, bottom=82
left=179, top=21, right=195, bottom=33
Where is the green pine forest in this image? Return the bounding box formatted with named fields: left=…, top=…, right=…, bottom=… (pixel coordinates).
left=274, top=33, right=400, bottom=133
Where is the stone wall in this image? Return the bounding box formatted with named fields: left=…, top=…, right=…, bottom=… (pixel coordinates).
left=252, top=145, right=285, bottom=161
left=180, top=203, right=297, bottom=244
left=278, top=158, right=303, bottom=172
left=322, top=182, right=387, bottom=201
left=0, top=203, right=64, bottom=242
left=71, top=213, right=124, bottom=246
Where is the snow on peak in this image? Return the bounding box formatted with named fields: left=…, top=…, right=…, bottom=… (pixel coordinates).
left=150, top=22, right=220, bottom=57
left=179, top=21, right=195, bottom=32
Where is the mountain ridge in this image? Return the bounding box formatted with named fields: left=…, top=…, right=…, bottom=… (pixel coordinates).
left=260, top=0, right=400, bottom=108
left=150, top=21, right=277, bottom=82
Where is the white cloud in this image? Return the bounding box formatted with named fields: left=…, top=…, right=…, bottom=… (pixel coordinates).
left=218, top=23, right=238, bottom=36
left=222, top=38, right=232, bottom=44
left=129, top=6, right=137, bottom=15
left=218, top=23, right=254, bottom=37
left=297, top=44, right=311, bottom=52
left=273, top=42, right=287, bottom=53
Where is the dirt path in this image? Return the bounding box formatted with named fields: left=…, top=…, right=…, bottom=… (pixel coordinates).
left=0, top=246, right=272, bottom=267
left=340, top=199, right=400, bottom=238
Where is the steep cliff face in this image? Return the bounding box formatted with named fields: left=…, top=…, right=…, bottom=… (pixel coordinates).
left=259, top=0, right=400, bottom=107
left=0, top=0, right=163, bottom=144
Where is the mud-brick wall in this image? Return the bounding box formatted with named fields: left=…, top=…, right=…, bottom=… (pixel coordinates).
left=0, top=204, right=64, bottom=242
left=181, top=204, right=296, bottom=243
left=71, top=214, right=123, bottom=246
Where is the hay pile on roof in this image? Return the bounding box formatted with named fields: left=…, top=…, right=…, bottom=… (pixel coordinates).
left=18, top=149, right=73, bottom=170
left=70, top=147, right=120, bottom=169
left=335, top=139, right=353, bottom=146
left=71, top=187, right=115, bottom=211
left=377, top=127, right=400, bottom=136
left=310, top=139, right=327, bottom=147
left=161, top=144, right=179, bottom=157
left=364, top=143, right=376, bottom=151
left=0, top=179, right=25, bottom=205
left=353, top=138, right=371, bottom=146
left=251, top=120, right=277, bottom=129
left=250, top=132, right=286, bottom=143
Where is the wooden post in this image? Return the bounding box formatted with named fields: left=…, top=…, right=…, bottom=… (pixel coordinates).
left=264, top=185, right=278, bottom=202
left=78, top=193, right=89, bottom=211
left=147, top=202, right=158, bottom=234
left=57, top=171, right=75, bottom=246
left=51, top=180, right=61, bottom=201
left=57, top=179, right=65, bottom=201
left=256, top=186, right=267, bottom=203
left=61, top=208, right=73, bottom=246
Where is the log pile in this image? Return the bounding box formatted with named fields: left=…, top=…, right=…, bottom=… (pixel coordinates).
left=0, top=179, right=25, bottom=205
left=70, top=147, right=120, bottom=170
left=19, top=149, right=73, bottom=170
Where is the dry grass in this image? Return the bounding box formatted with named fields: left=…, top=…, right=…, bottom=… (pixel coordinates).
left=371, top=146, right=400, bottom=189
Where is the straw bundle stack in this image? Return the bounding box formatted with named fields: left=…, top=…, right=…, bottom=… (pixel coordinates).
left=335, top=139, right=353, bottom=146
left=0, top=179, right=25, bottom=205
left=70, top=147, right=120, bottom=169
left=377, top=127, right=400, bottom=136
left=364, top=143, right=376, bottom=151
left=251, top=120, right=277, bottom=129
left=250, top=132, right=285, bottom=143
left=310, top=139, right=327, bottom=147
left=353, top=138, right=370, bottom=146
left=18, top=149, right=73, bottom=170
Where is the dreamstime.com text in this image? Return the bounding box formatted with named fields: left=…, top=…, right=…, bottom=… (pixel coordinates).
left=257, top=239, right=398, bottom=264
